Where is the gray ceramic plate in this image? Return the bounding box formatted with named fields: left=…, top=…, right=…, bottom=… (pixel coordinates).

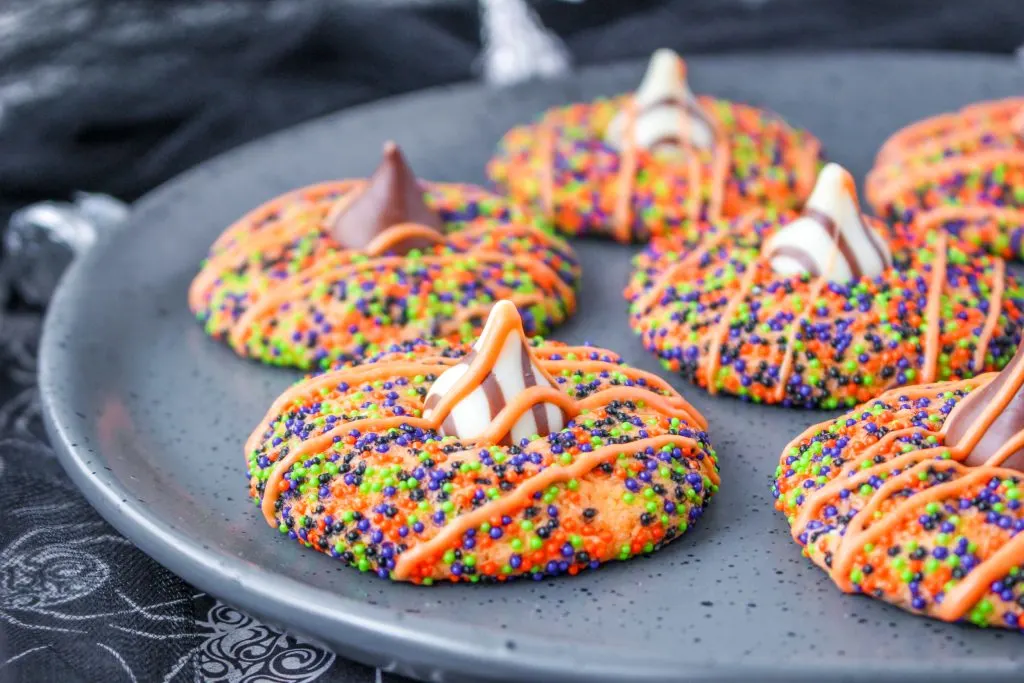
left=40, top=53, right=1024, bottom=682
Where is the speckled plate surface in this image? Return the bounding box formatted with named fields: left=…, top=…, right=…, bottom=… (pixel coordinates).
left=40, top=53, right=1024, bottom=682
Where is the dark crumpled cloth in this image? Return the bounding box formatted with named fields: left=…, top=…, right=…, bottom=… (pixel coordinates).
left=1, top=0, right=1021, bottom=225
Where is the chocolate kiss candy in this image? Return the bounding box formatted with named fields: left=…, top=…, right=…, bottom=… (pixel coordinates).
left=764, top=163, right=893, bottom=282
left=326, top=141, right=446, bottom=254
left=945, top=344, right=1024, bottom=472
left=423, top=301, right=568, bottom=445
left=605, top=48, right=715, bottom=157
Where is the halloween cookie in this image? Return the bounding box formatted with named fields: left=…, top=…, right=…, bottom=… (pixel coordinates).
left=773, top=342, right=1024, bottom=631
left=246, top=301, right=718, bottom=583
left=488, top=48, right=823, bottom=243
left=866, top=97, right=1024, bottom=260
left=625, top=162, right=1024, bottom=409
left=189, top=143, right=579, bottom=370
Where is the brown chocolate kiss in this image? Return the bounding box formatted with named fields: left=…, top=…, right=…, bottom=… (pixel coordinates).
left=326, top=141, right=446, bottom=255
left=944, top=344, right=1024, bottom=471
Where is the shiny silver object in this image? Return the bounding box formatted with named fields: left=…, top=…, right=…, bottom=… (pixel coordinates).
left=1, top=193, right=129, bottom=307
left=478, top=0, right=572, bottom=87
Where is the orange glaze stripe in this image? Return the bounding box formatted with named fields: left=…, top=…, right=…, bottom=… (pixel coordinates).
left=191, top=180, right=574, bottom=314
left=774, top=215, right=948, bottom=399
left=612, top=101, right=639, bottom=243
left=973, top=257, right=1005, bottom=372
left=209, top=180, right=362, bottom=254
left=538, top=122, right=556, bottom=218
left=910, top=206, right=1024, bottom=241
left=867, top=125, right=1019, bottom=199
left=703, top=253, right=762, bottom=393
left=226, top=250, right=576, bottom=353
left=246, top=351, right=698, bottom=457
left=540, top=89, right=738, bottom=242
left=938, top=357, right=1024, bottom=452
left=788, top=382, right=975, bottom=507
left=937, top=531, right=1024, bottom=621
left=873, top=98, right=1024, bottom=166
left=830, top=460, right=986, bottom=593
left=774, top=374, right=967, bottom=459
left=791, top=446, right=935, bottom=537
left=363, top=223, right=448, bottom=256
left=257, top=377, right=708, bottom=528
left=532, top=346, right=621, bottom=361
left=869, top=149, right=1024, bottom=208
left=189, top=203, right=327, bottom=310
left=391, top=433, right=705, bottom=580
left=629, top=226, right=735, bottom=314
left=985, top=429, right=1024, bottom=468
left=921, top=232, right=949, bottom=383
left=244, top=360, right=459, bottom=455
left=788, top=367, right=1024, bottom=622
left=257, top=306, right=708, bottom=525
left=767, top=203, right=846, bottom=404
left=540, top=358, right=706, bottom=428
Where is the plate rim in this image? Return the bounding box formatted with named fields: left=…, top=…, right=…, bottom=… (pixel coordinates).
left=39, top=50, right=1024, bottom=683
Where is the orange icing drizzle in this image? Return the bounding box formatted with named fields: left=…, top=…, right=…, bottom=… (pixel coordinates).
left=537, top=123, right=556, bottom=218
left=778, top=376, right=975, bottom=460
left=790, top=355, right=1024, bottom=622
left=704, top=252, right=761, bottom=393
left=864, top=98, right=1024, bottom=240
left=869, top=148, right=1024, bottom=208
left=705, top=194, right=841, bottom=395
left=245, top=353, right=705, bottom=458
left=830, top=462, right=990, bottom=593
left=208, top=180, right=361, bottom=254
left=223, top=249, right=575, bottom=353
left=629, top=218, right=740, bottom=315
left=193, top=181, right=363, bottom=301
left=687, top=192, right=1007, bottom=401
left=393, top=433, right=706, bottom=580
left=973, top=256, right=1005, bottom=372
left=770, top=218, right=845, bottom=403
left=536, top=86, right=738, bottom=243
left=189, top=181, right=576, bottom=335
left=772, top=276, right=831, bottom=403
left=873, top=97, right=1024, bottom=167
left=255, top=303, right=710, bottom=533
left=362, top=222, right=448, bottom=256
left=611, top=102, right=640, bottom=243
left=909, top=205, right=1024, bottom=246
left=921, top=232, right=948, bottom=383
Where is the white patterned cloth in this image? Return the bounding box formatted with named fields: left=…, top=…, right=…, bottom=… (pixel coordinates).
left=0, top=313, right=399, bottom=683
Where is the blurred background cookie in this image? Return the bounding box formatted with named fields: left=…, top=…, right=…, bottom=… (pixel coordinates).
left=866, top=98, right=1024, bottom=261
left=190, top=143, right=579, bottom=370
left=488, top=48, right=823, bottom=242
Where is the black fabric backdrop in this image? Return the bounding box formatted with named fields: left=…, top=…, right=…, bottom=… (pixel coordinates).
left=0, top=1, right=1022, bottom=681
left=1, top=0, right=1022, bottom=225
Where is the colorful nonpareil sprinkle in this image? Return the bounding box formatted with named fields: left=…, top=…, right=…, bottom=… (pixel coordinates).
left=624, top=214, right=1024, bottom=409
left=245, top=336, right=718, bottom=584
left=488, top=93, right=823, bottom=243
left=867, top=97, right=1024, bottom=261
left=189, top=181, right=580, bottom=370
left=773, top=378, right=1024, bottom=631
